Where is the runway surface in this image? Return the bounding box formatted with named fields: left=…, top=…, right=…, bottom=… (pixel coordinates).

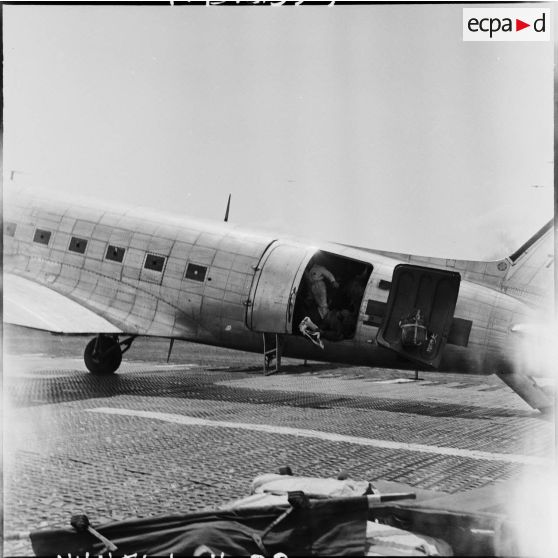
left=3, top=325, right=555, bottom=556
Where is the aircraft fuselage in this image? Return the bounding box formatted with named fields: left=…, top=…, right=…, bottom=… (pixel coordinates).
left=4, top=191, right=540, bottom=381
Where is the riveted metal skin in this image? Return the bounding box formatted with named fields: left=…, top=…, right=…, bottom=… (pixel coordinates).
left=4, top=190, right=550, bottom=381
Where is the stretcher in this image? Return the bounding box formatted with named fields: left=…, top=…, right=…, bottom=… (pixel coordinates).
left=29, top=471, right=525, bottom=557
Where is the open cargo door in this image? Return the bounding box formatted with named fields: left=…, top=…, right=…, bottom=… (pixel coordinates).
left=377, top=264, right=461, bottom=368
left=247, top=241, right=315, bottom=333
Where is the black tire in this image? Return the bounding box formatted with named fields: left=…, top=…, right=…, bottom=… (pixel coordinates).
left=84, top=336, right=122, bottom=374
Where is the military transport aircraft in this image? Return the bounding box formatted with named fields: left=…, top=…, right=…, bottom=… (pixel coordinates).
left=3, top=187, right=555, bottom=412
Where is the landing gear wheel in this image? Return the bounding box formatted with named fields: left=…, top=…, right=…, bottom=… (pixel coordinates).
left=84, top=335, right=122, bottom=374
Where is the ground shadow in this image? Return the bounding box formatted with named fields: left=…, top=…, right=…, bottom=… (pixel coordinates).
left=5, top=363, right=542, bottom=420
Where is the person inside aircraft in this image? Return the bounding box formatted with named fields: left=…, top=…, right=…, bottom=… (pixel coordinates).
left=294, top=254, right=372, bottom=344
left=294, top=279, right=323, bottom=329
left=299, top=316, right=324, bottom=348
left=306, top=259, right=339, bottom=319
left=322, top=308, right=358, bottom=341
left=319, top=309, right=345, bottom=342
left=339, top=309, right=357, bottom=339
left=299, top=308, right=357, bottom=345
left=342, top=268, right=368, bottom=313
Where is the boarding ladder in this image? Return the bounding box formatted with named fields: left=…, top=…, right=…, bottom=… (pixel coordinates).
left=262, top=332, right=284, bottom=376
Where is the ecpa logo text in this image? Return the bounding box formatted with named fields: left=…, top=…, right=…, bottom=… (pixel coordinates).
left=463, top=9, right=550, bottom=42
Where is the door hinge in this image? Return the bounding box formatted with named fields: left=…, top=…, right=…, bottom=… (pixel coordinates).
left=243, top=299, right=253, bottom=307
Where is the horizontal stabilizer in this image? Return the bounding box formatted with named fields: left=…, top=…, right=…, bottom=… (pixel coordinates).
left=3, top=274, right=122, bottom=334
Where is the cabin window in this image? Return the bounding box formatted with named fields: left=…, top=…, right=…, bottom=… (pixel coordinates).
left=144, top=253, right=166, bottom=272
left=33, top=228, right=51, bottom=245
left=106, top=245, right=125, bottom=262
left=378, top=280, right=391, bottom=291
left=5, top=222, right=16, bottom=237
left=447, top=318, right=473, bottom=347
left=185, top=263, right=207, bottom=282
left=69, top=236, right=88, bottom=254
left=363, top=299, right=387, bottom=327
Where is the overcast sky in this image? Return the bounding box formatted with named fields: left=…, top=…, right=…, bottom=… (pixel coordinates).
left=3, top=3, right=553, bottom=259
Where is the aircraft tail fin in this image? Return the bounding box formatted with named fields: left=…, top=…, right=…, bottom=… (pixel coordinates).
left=508, top=219, right=554, bottom=265
left=340, top=219, right=554, bottom=306
left=501, top=220, right=554, bottom=304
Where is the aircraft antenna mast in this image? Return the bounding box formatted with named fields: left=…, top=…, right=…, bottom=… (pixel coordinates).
left=224, top=194, right=231, bottom=222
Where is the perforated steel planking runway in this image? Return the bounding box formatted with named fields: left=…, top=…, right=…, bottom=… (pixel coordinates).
left=3, top=326, right=555, bottom=556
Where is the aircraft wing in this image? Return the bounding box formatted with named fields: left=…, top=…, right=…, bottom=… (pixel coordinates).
left=3, top=273, right=122, bottom=334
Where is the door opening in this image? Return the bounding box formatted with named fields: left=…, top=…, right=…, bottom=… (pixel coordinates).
left=292, top=251, right=373, bottom=343
left=377, top=264, right=461, bottom=367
